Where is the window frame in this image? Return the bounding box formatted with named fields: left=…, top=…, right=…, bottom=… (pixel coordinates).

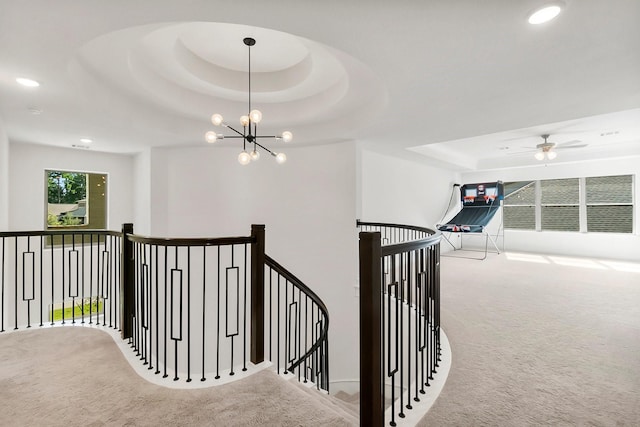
left=503, top=174, right=634, bottom=234
left=44, top=169, right=109, bottom=231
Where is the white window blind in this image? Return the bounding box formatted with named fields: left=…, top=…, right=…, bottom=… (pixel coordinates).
left=504, top=181, right=536, bottom=230
left=586, top=175, right=633, bottom=233
left=541, top=178, right=579, bottom=231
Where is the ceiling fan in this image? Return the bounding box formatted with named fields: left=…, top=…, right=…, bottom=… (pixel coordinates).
left=528, top=134, right=588, bottom=160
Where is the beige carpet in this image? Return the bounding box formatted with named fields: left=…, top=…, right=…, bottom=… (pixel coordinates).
left=419, top=252, right=640, bottom=426
left=0, top=326, right=358, bottom=426
left=3, top=252, right=640, bottom=426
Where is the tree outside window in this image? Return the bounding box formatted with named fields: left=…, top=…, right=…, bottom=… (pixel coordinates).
left=45, top=170, right=107, bottom=230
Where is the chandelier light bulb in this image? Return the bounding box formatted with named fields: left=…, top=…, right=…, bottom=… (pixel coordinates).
left=205, top=131, right=218, bottom=143
left=238, top=151, right=251, bottom=165
left=249, top=109, right=262, bottom=124
left=240, top=115, right=250, bottom=127
left=547, top=150, right=557, bottom=160
left=534, top=151, right=545, bottom=161
left=275, top=152, right=287, bottom=164
left=211, top=114, right=224, bottom=126
left=281, top=131, right=293, bottom=143
left=250, top=149, right=260, bottom=161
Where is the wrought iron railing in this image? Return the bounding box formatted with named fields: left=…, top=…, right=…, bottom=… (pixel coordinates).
left=1, top=224, right=329, bottom=393
left=265, top=254, right=330, bottom=391
left=0, top=230, right=122, bottom=332
left=122, top=224, right=329, bottom=390
left=124, top=230, right=256, bottom=381
left=357, top=220, right=442, bottom=427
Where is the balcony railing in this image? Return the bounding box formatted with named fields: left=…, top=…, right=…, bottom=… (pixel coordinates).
left=358, top=220, right=442, bottom=427
left=0, top=230, right=122, bottom=332
left=1, top=224, right=329, bottom=393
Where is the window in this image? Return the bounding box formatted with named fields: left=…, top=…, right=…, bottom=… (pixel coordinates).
left=586, top=175, right=633, bottom=233
left=541, top=178, right=579, bottom=231
left=503, top=181, right=536, bottom=230
left=45, top=170, right=107, bottom=230
left=504, top=175, right=634, bottom=234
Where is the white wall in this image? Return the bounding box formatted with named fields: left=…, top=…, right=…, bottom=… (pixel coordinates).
left=133, top=149, right=152, bottom=235
left=359, top=148, right=460, bottom=228
left=0, top=118, right=8, bottom=230
left=148, top=141, right=360, bottom=380
left=8, top=142, right=134, bottom=230
left=462, top=156, right=640, bottom=261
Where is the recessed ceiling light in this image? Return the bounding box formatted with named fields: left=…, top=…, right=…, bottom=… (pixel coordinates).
left=16, top=77, right=40, bottom=87
left=80, top=138, right=93, bottom=143
left=528, top=3, right=563, bottom=25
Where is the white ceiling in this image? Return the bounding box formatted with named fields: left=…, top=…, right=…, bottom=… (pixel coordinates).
left=1, top=0, right=639, bottom=171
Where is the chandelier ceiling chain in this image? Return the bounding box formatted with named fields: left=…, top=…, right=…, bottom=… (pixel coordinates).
left=205, top=37, right=293, bottom=165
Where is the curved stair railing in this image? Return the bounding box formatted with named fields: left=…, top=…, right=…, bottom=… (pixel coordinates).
left=357, top=220, right=442, bottom=427
left=265, top=254, right=330, bottom=391
left=1, top=224, right=329, bottom=393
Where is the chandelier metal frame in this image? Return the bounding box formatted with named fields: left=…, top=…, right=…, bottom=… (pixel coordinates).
left=205, top=37, right=292, bottom=165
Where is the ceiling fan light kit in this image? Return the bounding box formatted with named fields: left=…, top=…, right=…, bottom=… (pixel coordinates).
left=535, top=134, right=558, bottom=160
left=205, top=37, right=293, bottom=165
left=522, top=134, right=588, bottom=161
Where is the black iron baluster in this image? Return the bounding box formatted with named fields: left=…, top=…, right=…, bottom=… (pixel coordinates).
left=39, top=235, right=44, bottom=327
left=163, top=245, right=168, bottom=379
left=389, top=255, right=398, bottom=426
left=81, top=234, right=85, bottom=324
left=227, top=245, right=239, bottom=376
left=215, top=246, right=220, bottom=380
left=277, top=273, right=281, bottom=375
left=304, top=294, right=308, bottom=383
left=172, top=246, right=181, bottom=381
left=284, top=275, right=288, bottom=374
left=50, top=236, right=54, bottom=326
left=297, top=288, right=302, bottom=382
left=269, top=268, right=273, bottom=361
left=201, top=245, right=207, bottom=381
left=13, top=237, right=17, bottom=329
left=397, top=252, right=405, bottom=419
left=89, top=234, right=94, bottom=324
left=243, top=243, right=247, bottom=372
left=61, top=237, right=66, bottom=325
left=70, top=234, right=76, bottom=324
left=134, top=242, right=140, bottom=356
left=187, top=246, right=191, bottom=382
left=1, top=237, right=5, bottom=332
left=109, top=237, right=113, bottom=328
left=154, top=244, right=160, bottom=374
left=406, top=250, right=413, bottom=412
left=311, top=304, right=320, bottom=385
left=24, top=236, right=34, bottom=328
left=147, top=242, right=153, bottom=371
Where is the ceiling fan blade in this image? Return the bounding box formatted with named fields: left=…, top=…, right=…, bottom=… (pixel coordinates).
left=556, top=140, right=588, bottom=149
left=557, top=143, right=588, bottom=149
left=506, top=148, right=537, bottom=156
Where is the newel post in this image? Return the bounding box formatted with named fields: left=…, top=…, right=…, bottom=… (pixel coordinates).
left=120, top=223, right=135, bottom=340
left=359, top=231, right=384, bottom=427
left=250, top=224, right=266, bottom=364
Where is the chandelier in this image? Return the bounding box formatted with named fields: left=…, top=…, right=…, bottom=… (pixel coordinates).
left=205, top=37, right=293, bottom=165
